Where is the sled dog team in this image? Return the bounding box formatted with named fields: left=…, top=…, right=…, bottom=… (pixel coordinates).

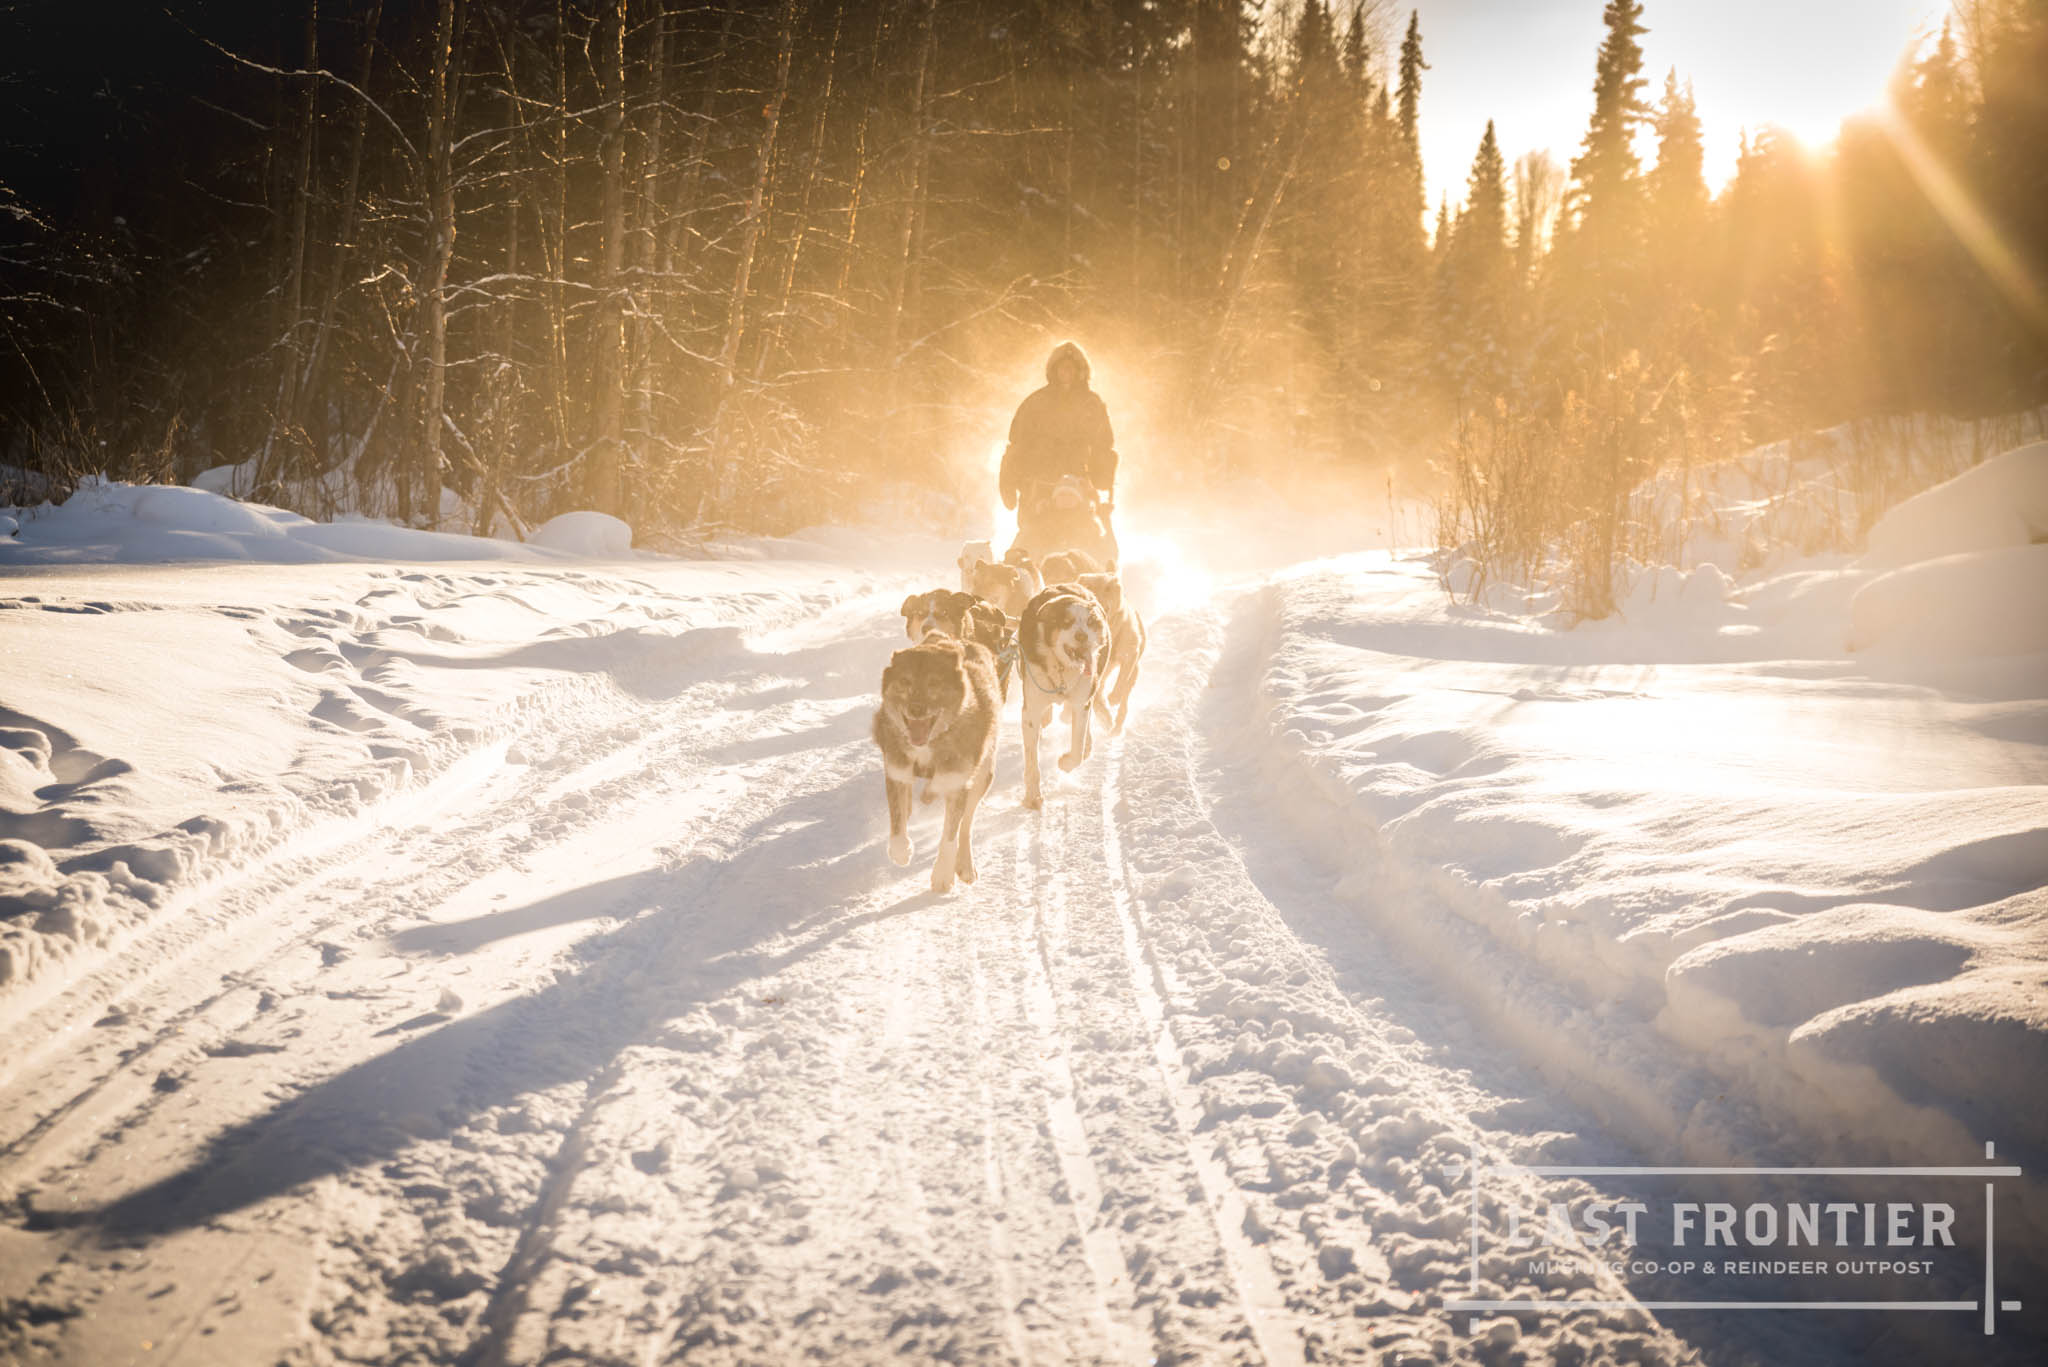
left=872, top=542, right=1148, bottom=893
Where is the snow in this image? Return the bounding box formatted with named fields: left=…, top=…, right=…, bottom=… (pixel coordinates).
left=1, top=449, right=2043, bottom=1364
left=1248, top=555, right=2047, bottom=1178
left=0, top=477, right=573, bottom=565
left=1848, top=543, right=2048, bottom=656
left=1863, top=441, right=2048, bottom=567
left=528, top=509, right=633, bottom=556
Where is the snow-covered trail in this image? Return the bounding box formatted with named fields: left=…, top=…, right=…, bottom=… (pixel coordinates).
left=0, top=564, right=2022, bottom=1366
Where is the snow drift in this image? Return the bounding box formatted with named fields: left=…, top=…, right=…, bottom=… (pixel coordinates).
left=1240, top=439, right=2048, bottom=1187
left=1, top=477, right=628, bottom=566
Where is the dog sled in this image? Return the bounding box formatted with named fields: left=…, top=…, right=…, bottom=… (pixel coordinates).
left=1008, top=474, right=1118, bottom=570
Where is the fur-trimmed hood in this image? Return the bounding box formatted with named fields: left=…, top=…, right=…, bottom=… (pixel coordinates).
left=1044, top=341, right=1092, bottom=385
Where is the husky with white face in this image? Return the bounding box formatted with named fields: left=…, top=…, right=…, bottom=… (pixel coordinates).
left=1016, top=583, right=1110, bottom=810
left=957, top=540, right=996, bottom=593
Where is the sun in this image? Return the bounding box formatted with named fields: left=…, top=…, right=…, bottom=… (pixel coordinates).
left=1770, top=113, right=1849, bottom=155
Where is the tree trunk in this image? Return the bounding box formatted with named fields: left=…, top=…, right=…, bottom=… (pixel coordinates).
left=420, top=0, right=458, bottom=527
left=301, top=0, right=382, bottom=477
left=539, top=0, right=571, bottom=487
left=1197, top=86, right=1312, bottom=424
left=669, top=8, right=737, bottom=285
left=631, top=3, right=669, bottom=450
left=473, top=38, right=521, bottom=540
left=586, top=0, right=629, bottom=515
left=716, top=0, right=797, bottom=387
left=260, top=0, right=320, bottom=496
left=830, top=0, right=889, bottom=334
left=754, top=0, right=843, bottom=381
left=882, top=0, right=936, bottom=374
left=876, top=0, right=936, bottom=473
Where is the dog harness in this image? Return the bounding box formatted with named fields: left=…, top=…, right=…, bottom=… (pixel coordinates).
left=1024, top=651, right=1093, bottom=697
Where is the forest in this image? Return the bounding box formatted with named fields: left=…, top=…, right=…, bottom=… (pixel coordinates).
left=2, top=0, right=2044, bottom=587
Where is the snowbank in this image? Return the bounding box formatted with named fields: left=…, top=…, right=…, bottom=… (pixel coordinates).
left=0, top=478, right=598, bottom=566
left=530, top=510, right=633, bottom=556
left=1237, top=549, right=2048, bottom=1177
left=0, top=559, right=885, bottom=1005
left=1848, top=543, right=2048, bottom=656
left=1863, top=440, right=2048, bottom=567
left=1842, top=445, right=2048, bottom=658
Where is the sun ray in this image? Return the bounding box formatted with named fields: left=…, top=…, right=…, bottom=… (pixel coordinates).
left=1875, top=104, right=2048, bottom=335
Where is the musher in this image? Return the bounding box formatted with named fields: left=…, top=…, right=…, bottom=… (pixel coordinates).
left=999, top=341, right=1119, bottom=567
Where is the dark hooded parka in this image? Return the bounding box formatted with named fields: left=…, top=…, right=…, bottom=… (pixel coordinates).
left=998, top=342, right=1118, bottom=511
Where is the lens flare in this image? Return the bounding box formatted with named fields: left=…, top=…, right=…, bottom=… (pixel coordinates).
left=1112, top=522, right=1215, bottom=619
left=1877, top=106, right=2048, bottom=334
left=982, top=438, right=1017, bottom=553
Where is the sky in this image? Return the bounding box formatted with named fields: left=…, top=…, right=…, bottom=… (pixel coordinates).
left=1399, top=0, right=1951, bottom=214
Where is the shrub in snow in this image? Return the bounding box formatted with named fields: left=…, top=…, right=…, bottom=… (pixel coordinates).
left=530, top=510, right=633, bottom=555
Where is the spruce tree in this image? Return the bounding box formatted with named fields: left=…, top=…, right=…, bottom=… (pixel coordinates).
left=1567, top=0, right=1650, bottom=239
left=1294, top=0, right=1335, bottom=75
left=1643, top=69, right=1708, bottom=323
left=1550, top=0, right=1651, bottom=358
left=1642, top=70, right=1716, bottom=430
left=1394, top=4, right=1431, bottom=294
left=1441, top=121, right=1511, bottom=402
left=1280, top=0, right=1354, bottom=385
left=1347, top=8, right=1431, bottom=456
left=1905, top=19, right=1969, bottom=157
left=1342, top=4, right=1371, bottom=96
left=1464, top=121, right=1508, bottom=269
left=1645, top=69, right=1705, bottom=242
left=1397, top=11, right=1426, bottom=166
left=1389, top=13, right=1429, bottom=305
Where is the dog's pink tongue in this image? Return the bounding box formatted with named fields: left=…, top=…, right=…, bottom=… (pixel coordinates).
left=906, top=716, right=935, bottom=745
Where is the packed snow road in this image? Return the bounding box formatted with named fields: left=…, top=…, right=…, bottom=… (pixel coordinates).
left=0, top=552, right=2033, bottom=1366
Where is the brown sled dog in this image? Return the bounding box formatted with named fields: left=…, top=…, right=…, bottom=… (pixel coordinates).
left=1015, top=583, right=1109, bottom=810
left=873, top=634, right=1000, bottom=893
left=900, top=588, right=1016, bottom=699
left=1077, top=570, right=1146, bottom=733
left=1037, top=548, right=1102, bottom=588
left=965, top=554, right=1041, bottom=624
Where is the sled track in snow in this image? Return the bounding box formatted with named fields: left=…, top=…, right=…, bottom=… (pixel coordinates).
left=0, top=591, right=1689, bottom=1367
left=10, top=583, right=2022, bottom=1366
left=0, top=666, right=774, bottom=1184
left=1100, top=745, right=1308, bottom=1367
left=1014, top=810, right=1155, bottom=1365
left=0, top=648, right=893, bottom=1364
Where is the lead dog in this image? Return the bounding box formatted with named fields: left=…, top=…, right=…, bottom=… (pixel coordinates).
left=1077, top=570, right=1146, bottom=733
left=1016, top=583, right=1109, bottom=810
left=901, top=588, right=1016, bottom=699
left=873, top=634, right=999, bottom=892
